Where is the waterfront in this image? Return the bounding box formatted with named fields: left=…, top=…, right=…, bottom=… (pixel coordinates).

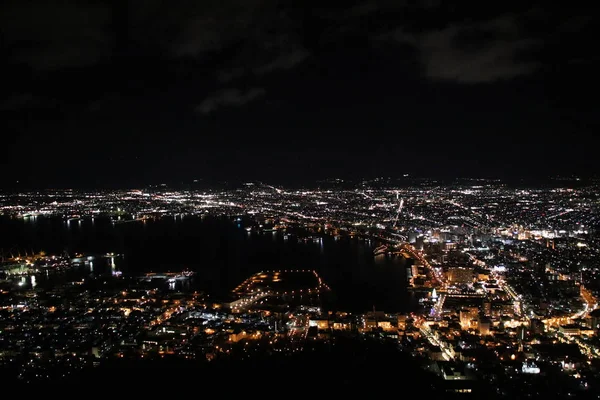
left=0, top=215, right=413, bottom=312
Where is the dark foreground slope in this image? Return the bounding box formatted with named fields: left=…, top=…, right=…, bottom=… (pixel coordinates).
left=14, top=336, right=446, bottom=395
left=7, top=337, right=599, bottom=398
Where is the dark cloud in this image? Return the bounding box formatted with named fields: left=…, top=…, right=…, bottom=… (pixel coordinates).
left=170, top=1, right=265, bottom=58
left=195, top=87, right=266, bottom=114
left=1, top=1, right=598, bottom=187
left=385, top=13, right=542, bottom=83
left=1, top=0, right=304, bottom=71
left=0, top=1, right=113, bottom=70
left=253, top=49, right=310, bottom=75
left=1, top=1, right=580, bottom=90
left=0, top=93, right=57, bottom=111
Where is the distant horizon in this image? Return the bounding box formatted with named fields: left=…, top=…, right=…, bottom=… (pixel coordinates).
left=2, top=172, right=597, bottom=191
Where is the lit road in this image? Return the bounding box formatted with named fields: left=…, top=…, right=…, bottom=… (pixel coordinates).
left=579, top=286, right=598, bottom=318
left=399, top=243, right=445, bottom=288
left=488, top=267, right=527, bottom=320
left=366, top=230, right=446, bottom=288
left=431, top=294, right=446, bottom=319
left=492, top=270, right=600, bottom=360
left=551, top=327, right=600, bottom=359
left=419, top=324, right=454, bottom=361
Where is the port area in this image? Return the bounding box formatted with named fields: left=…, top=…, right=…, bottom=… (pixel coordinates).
left=227, top=270, right=331, bottom=312
left=138, top=271, right=195, bottom=283
left=1, top=252, right=123, bottom=278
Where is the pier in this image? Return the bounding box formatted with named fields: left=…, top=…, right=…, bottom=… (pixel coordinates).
left=139, top=271, right=195, bottom=282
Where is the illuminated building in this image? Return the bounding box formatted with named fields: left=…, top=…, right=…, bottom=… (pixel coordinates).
left=589, top=309, right=600, bottom=333
left=478, top=316, right=491, bottom=335
left=435, top=361, right=476, bottom=394
left=522, top=361, right=540, bottom=374
left=460, top=307, right=479, bottom=330
left=447, top=267, right=474, bottom=284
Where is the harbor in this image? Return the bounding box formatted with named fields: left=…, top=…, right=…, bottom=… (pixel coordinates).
left=0, top=251, right=123, bottom=278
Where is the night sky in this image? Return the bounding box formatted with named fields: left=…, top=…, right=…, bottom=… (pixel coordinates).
left=1, top=1, right=598, bottom=188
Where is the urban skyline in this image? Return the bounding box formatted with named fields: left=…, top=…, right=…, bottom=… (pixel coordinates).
left=1, top=179, right=600, bottom=396
left=2, top=1, right=599, bottom=396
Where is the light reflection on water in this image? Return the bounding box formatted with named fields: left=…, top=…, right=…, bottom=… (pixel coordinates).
left=1, top=215, right=414, bottom=312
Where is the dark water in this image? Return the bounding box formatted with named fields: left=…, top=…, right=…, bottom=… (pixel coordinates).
left=0, top=215, right=413, bottom=312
